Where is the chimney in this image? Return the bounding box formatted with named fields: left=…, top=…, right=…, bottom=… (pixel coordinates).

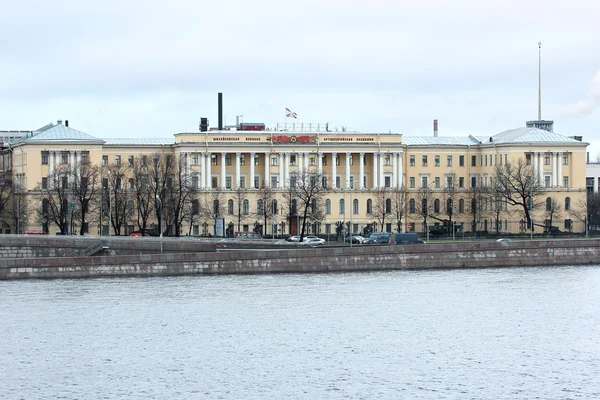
left=65, top=120, right=69, bottom=127
left=218, top=92, right=223, bottom=130
left=57, top=120, right=63, bottom=125
left=587, top=152, right=590, bottom=163
left=433, top=119, right=438, bottom=137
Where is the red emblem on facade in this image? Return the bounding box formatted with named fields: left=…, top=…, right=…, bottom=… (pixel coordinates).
left=269, top=135, right=316, bottom=144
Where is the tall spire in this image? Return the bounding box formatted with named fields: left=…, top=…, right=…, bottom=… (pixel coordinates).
left=538, top=41, right=542, bottom=120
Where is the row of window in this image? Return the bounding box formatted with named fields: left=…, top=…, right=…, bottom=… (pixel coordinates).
left=408, top=175, right=569, bottom=189
left=41, top=152, right=89, bottom=165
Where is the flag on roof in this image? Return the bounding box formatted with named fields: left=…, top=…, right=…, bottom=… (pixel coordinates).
left=286, top=107, right=297, bottom=119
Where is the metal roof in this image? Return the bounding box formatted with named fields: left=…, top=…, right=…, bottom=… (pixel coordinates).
left=103, top=138, right=174, bottom=146
left=490, top=127, right=584, bottom=144
left=13, top=123, right=103, bottom=144
left=401, top=136, right=482, bottom=146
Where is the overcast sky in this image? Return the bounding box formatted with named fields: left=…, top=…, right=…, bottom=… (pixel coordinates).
left=2, top=0, right=600, bottom=154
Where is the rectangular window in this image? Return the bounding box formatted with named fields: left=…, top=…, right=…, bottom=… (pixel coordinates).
left=545, top=155, right=550, bottom=165
left=471, top=176, right=477, bottom=188
left=290, top=155, right=296, bottom=166
left=211, top=177, right=218, bottom=188
left=115, top=155, right=121, bottom=166
left=485, top=155, right=488, bottom=166
left=459, top=155, right=465, bottom=167
left=409, top=177, right=415, bottom=188
left=447, top=155, right=452, bottom=167
left=446, top=176, right=454, bottom=188
left=254, top=154, right=259, bottom=166
left=192, top=154, right=198, bottom=165
left=363, top=176, right=367, bottom=188
left=421, top=176, right=428, bottom=188
left=480, top=155, right=482, bottom=166
left=271, top=156, right=278, bottom=166
left=335, top=155, right=340, bottom=166
left=322, top=176, right=328, bottom=189
left=459, top=177, right=465, bottom=188
left=225, top=154, right=232, bottom=166
left=526, top=154, right=532, bottom=165
left=422, top=155, right=428, bottom=167
left=61, top=152, right=69, bottom=164
left=505, top=154, right=508, bottom=165
left=254, top=176, right=260, bottom=189
left=545, top=176, right=551, bottom=187
left=102, top=155, right=108, bottom=166
left=435, top=155, right=440, bottom=167
left=322, top=155, right=327, bottom=166
left=41, top=152, right=49, bottom=165
left=384, top=154, right=391, bottom=166
left=225, top=176, right=232, bottom=189
left=61, top=176, right=68, bottom=189
left=410, top=155, right=415, bottom=166
left=310, top=155, right=316, bottom=166
left=435, top=177, right=440, bottom=188
left=240, top=155, right=245, bottom=166
left=128, top=155, right=134, bottom=166
left=271, top=176, right=279, bottom=188
left=240, top=177, right=246, bottom=189
left=563, top=176, right=569, bottom=187
left=335, top=176, right=341, bottom=189
left=563, top=154, right=569, bottom=165
left=192, top=176, right=199, bottom=189
left=211, top=155, right=218, bottom=166
left=384, top=176, right=391, bottom=188
left=471, top=155, right=476, bottom=167
left=41, top=177, right=48, bottom=189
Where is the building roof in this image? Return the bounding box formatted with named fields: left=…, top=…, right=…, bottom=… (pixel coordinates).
left=103, top=138, right=174, bottom=146
left=490, top=127, right=586, bottom=145
left=13, top=122, right=104, bottom=144
left=401, top=136, right=482, bottom=146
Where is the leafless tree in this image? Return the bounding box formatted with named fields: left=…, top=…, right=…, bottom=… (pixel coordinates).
left=371, top=188, right=390, bottom=232
left=164, top=154, right=195, bottom=236
left=414, top=185, right=436, bottom=234
left=0, top=171, right=16, bottom=231
left=104, top=163, right=130, bottom=236
left=391, top=185, right=408, bottom=233
left=34, top=164, right=71, bottom=234
left=231, top=186, right=248, bottom=232
left=492, top=158, right=545, bottom=230
left=200, top=188, right=224, bottom=235
left=149, top=152, right=174, bottom=236
left=71, top=159, right=101, bottom=235
left=255, top=181, right=274, bottom=236
left=131, top=154, right=155, bottom=235
left=543, top=196, right=563, bottom=233
left=288, top=168, right=327, bottom=240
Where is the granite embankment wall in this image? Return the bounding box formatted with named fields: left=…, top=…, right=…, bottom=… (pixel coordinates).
left=1, top=239, right=599, bottom=280
left=0, top=235, right=216, bottom=258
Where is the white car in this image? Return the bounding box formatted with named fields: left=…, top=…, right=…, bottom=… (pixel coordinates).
left=302, top=236, right=325, bottom=244
left=303, top=238, right=325, bottom=246
left=287, top=235, right=301, bottom=242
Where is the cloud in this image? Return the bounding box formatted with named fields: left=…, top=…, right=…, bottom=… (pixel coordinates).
left=562, top=71, right=600, bottom=117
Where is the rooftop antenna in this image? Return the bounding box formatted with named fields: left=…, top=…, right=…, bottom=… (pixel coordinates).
left=538, top=41, right=542, bottom=120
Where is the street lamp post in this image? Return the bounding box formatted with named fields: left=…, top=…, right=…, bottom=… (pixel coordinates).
left=108, top=172, right=112, bottom=237
left=156, top=195, right=163, bottom=254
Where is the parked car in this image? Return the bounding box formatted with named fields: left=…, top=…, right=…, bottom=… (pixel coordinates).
left=303, top=238, right=324, bottom=247
left=344, top=235, right=364, bottom=244
left=363, top=237, right=378, bottom=245
left=369, top=232, right=391, bottom=244
left=496, top=238, right=513, bottom=242
left=394, top=233, right=425, bottom=245
left=287, top=235, right=301, bottom=242
left=235, top=232, right=262, bottom=239
left=130, top=232, right=151, bottom=237
left=302, top=235, right=325, bottom=244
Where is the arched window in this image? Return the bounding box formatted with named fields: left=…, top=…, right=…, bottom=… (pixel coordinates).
left=325, top=199, right=331, bottom=214
left=446, top=198, right=453, bottom=215
left=434, top=198, right=440, bottom=214
left=257, top=199, right=264, bottom=215
left=546, top=197, right=552, bottom=212
left=271, top=199, right=278, bottom=214
left=228, top=199, right=234, bottom=215
left=422, top=199, right=428, bottom=216
left=291, top=199, right=297, bottom=215
left=353, top=199, right=359, bottom=214
left=213, top=200, right=220, bottom=217
left=459, top=198, right=465, bottom=214
left=565, top=197, right=571, bottom=211
left=385, top=198, right=392, bottom=214
left=243, top=199, right=249, bottom=215
left=367, top=199, right=373, bottom=214
left=311, top=199, right=317, bottom=213
left=471, top=199, right=477, bottom=215
left=340, top=199, right=345, bottom=214
left=409, top=199, right=416, bottom=214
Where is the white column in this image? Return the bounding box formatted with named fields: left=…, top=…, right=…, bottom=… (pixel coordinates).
left=302, top=152, right=307, bottom=172
left=186, top=152, right=191, bottom=178
left=558, top=152, right=563, bottom=187
left=264, top=152, right=270, bottom=187
left=221, top=152, right=226, bottom=188
left=345, top=152, right=351, bottom=188
left=284, top=152, right=290, bottom=187
left=318, top=152, right=323, bottom=175
left=379, top=152, right=384, bottom=188
left=359, top=152, right=365, bottom=189
left=250, top=152, right=255, bottom=188
left=372, top=153, right=378, bottom=188
left=533, top=152, right=538, bottom=180
left=200, top=152, right=206, bottom=189
left=235, top=152, right=241, bottom=188
left=279, top=153, right=284, bottom=188
left=392, top=153, right=398, bottom=188
left=398, top=153, right=403, bottom=187
left=538, top=152, right=544, bottom=185
left=298, top=152, right=303, bottom=172
left=49, top=151, right=55, bottom=188
left=331, top=152, right=337, bottom=189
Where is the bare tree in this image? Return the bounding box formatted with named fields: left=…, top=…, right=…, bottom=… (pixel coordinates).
left=0, top=171, right=16, bottom=231
left=391, top=185, right=408, bottom=233
left=371, top=188, right=390, bottom=232
left=71, top=159, right=101, bottom=235
left=492, top=158, right=545, bottom=230
left=280, top=182, right=297, bottom=235
left=289, top=168, right=327, bottom=240
left=414, top=185, right=436, bottom=234
left=149, top=152, right=174, bottom=236
left=131, top=155, right=155, bottom=235
left=200, top=188, right=224, bottom=236
left=164, top=154, right=195, bottom=236
left=231, top=186, right=248, bottom=232
left=255, top=181, right=274, bottom=236
left=105, top=163, right=130, bottom=236
left=543, top=196, right=563, bottom=233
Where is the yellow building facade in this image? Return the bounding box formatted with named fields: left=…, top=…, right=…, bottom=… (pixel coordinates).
left=0, top=120, right=589, bottom=237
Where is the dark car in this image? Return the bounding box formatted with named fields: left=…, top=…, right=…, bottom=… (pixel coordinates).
left=369, top=232, right=391, bottom=244
left=394, top=233, right=425, bottom=245
left=344, top=235, right=363, bottom=244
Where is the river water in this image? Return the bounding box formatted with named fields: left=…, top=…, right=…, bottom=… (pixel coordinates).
left=1, top=266, right=600, bottom=399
